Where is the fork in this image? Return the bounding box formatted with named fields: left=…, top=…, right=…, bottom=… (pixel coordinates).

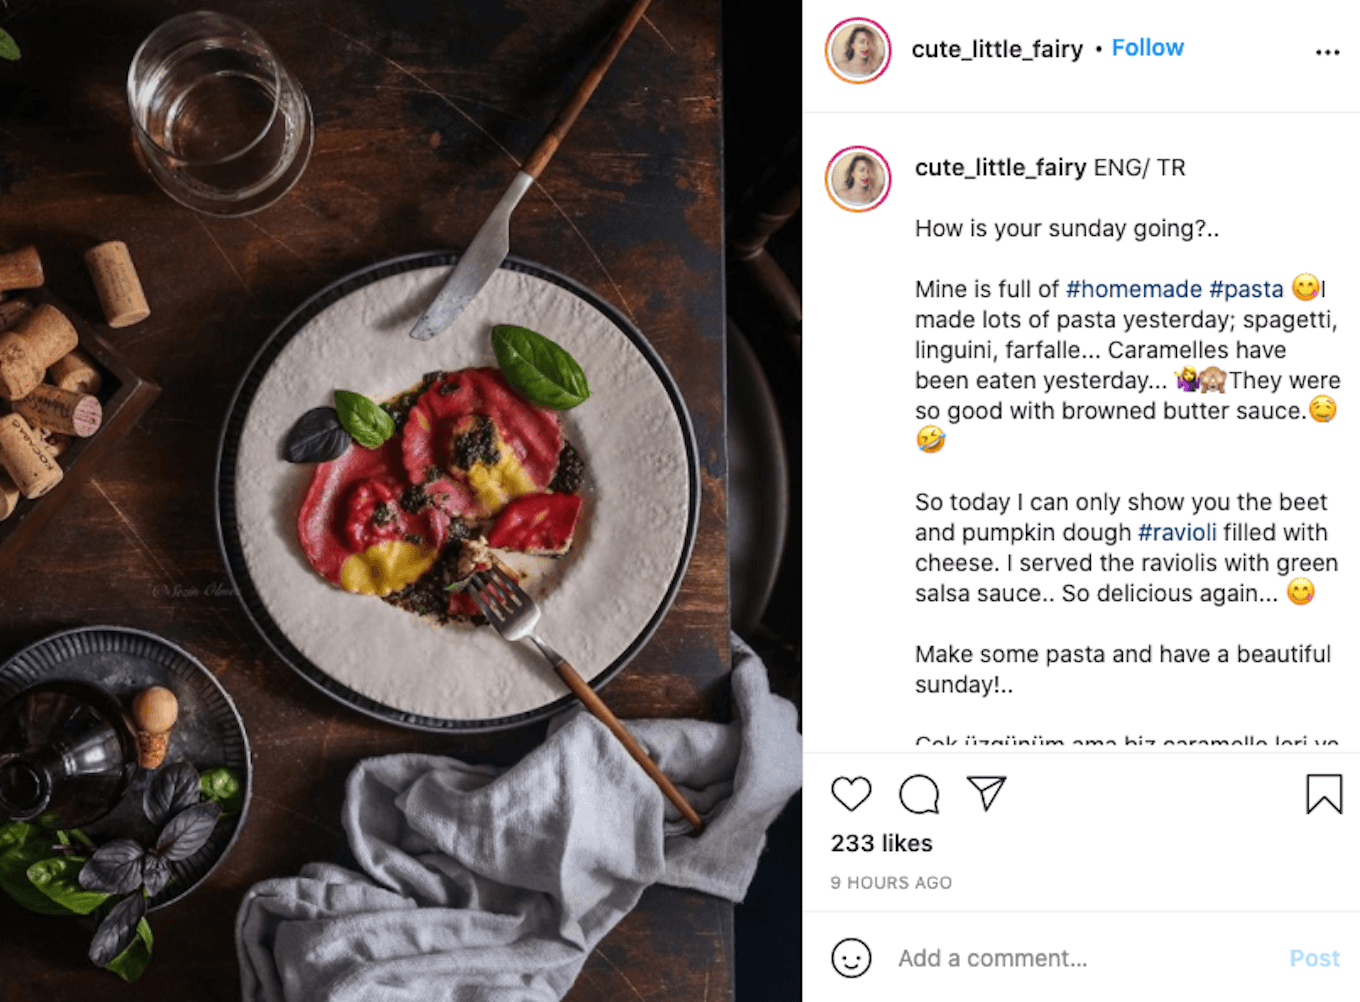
left=469, top=565, right=705, bottom=832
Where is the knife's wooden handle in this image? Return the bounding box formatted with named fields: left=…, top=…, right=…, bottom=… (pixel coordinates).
left=522, top=0, right=654, bottom=180
left=552, top=656, right=705, bottom=832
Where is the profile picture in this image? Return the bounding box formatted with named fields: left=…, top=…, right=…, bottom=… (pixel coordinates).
left=826, top=19, right=891, bottom=83
left=825, top=147, right=890, bottom=211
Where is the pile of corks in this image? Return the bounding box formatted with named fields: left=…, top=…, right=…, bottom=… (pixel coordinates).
left=0, top=242, right=150, bottom=520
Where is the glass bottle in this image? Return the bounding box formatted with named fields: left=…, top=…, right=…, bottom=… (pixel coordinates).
left=0, top=681, right=138, bottom=829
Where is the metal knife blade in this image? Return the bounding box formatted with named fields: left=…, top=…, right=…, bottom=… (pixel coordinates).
left=408, top=171, right=535, bottom=341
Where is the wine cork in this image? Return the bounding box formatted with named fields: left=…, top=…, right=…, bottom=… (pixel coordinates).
left=0, top=305, right=79, bottom=401
left=131, top=686, right=179, bottom=769
left=14, top=384, right=102, bottom=437
left=0, top=471, right=18, bottom=521
left=0, top=334, right=44, bottom=402
left=85, top=241, right=150, bottom=328
left=0, top=413, right=62, bottom=498
left=0, top=296, right=34, bottom=333
left=0, top=247, right=43, bottom=294
left=48, top=349, right=102, bottom=395
left=40, top=429, right=71, bottom=458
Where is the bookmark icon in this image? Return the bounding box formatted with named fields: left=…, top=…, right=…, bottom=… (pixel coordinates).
left=1306, top=774, right=1343, bottom=815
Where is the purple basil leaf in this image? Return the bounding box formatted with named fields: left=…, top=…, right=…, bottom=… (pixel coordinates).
left=155, top=802, right=220, bottom=862
left=89, top=892, right=147, bottom=968
left=78, top=840, right=147, bottom=895
left=141, top=855, right=172, bottom=897
left=284, top=406, right=351, bottom=463
left=143, top=761, right=201, bottom=827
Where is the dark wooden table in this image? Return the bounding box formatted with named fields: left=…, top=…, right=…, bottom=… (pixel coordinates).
left=0, top=1, right=730, bottom=997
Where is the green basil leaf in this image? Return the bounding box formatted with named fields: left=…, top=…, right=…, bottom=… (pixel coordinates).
left=26, top=857, right=111, bottom=915
left=0, top=835, right=71, bottom=915
left=199, top=767, right=245, bottom=818
left=0, top=821, right=35, bottom=853
left=334, top=391, right=396, bottom=449
left=491, top=325, right=591, bottom=410
left=0, top=29, right=19, bottom=62
left=105, top=918, right=153, bottom=982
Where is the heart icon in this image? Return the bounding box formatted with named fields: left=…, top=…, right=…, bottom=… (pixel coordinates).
left=831, top=776, right=872, bottom=812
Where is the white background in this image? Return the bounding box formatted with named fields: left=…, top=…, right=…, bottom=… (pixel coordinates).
left=803, top=3, right=1358, bottom=997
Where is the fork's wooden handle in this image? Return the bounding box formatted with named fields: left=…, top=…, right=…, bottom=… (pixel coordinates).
left=552, top=657, right=704, bottom=832
left=521, top=0, right=654, bottom=179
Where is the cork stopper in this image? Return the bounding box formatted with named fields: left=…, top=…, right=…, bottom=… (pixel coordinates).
left=131, top=686, right=179, bottom=769
left=0, top=471, right=18, bottom=521
left=18, top=304, right=80, bottom=366
left=14, top=384, right=102, bottom=437
left=0, top=306, right=80, bottom=402
left=48, top=350, right=102, bottom=395
left=0, top=333, right=44, bottom=402
left=0, top=247, right=44, bottom=294
left=0, top=413, right=63, bottom=498
left=85, top=241, right=150, bottom=328
left=41, top=430, right=71, bottom=458
left=0, top=296, right=34, bottom=333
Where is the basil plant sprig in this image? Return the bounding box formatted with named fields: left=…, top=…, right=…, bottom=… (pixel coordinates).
left=75, top=761, right=225, bottom=979
left=0, top=760, right=240, bottom=981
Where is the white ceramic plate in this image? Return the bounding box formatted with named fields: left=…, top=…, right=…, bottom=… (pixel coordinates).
left=216, top=254, right=698, bottom=730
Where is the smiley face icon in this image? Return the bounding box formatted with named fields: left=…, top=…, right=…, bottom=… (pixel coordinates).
left=1293, top=273, right=1320, bottom=301
left=917, top=425, right=945, bottom=453
left=1288, top=578, right=1315, bottom=606
left=1310, top=395, right=1336, bottom=423
left=832, top=938, right=872, bottom=979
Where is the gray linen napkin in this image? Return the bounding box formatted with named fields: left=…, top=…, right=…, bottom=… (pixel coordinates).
left=235, top=638, right=802, bottom=1001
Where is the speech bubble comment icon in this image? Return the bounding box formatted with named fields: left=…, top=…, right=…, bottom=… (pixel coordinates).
left=899, top=774, right=940, bottom=814
left=831, top=776, right=872, bottom=811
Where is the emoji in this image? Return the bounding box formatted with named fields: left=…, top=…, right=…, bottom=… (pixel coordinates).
left=1288, top=578, right=1315, bottom=605
left=1199, top=367, right=1227, bottom=394
left=917, top=425, right=945, bottom=453
left=832, top=938, right=872, bottom=979
left=1310, top=395, right=1336, bottom=423
left=1293, top=274, right=1320, bottom=301
left=1174, top=366, right=1199, bottom=392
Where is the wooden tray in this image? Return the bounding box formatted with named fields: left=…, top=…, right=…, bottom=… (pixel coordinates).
left=0, top=291, right=160, bottom=571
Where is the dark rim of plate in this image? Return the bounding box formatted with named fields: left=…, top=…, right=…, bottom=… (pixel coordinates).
left=214, top=252, right=701, bottom=732
left=0, top=625, right=251, bottom=911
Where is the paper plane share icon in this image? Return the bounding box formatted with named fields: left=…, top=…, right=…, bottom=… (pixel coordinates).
left=967, top=776, right=1007, bottom=812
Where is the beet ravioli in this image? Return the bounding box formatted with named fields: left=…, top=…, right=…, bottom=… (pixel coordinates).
left=298, top=367, right=584, bottom=621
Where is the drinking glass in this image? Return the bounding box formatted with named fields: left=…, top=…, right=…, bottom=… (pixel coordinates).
left=127, top=11, right=314, bottom=216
